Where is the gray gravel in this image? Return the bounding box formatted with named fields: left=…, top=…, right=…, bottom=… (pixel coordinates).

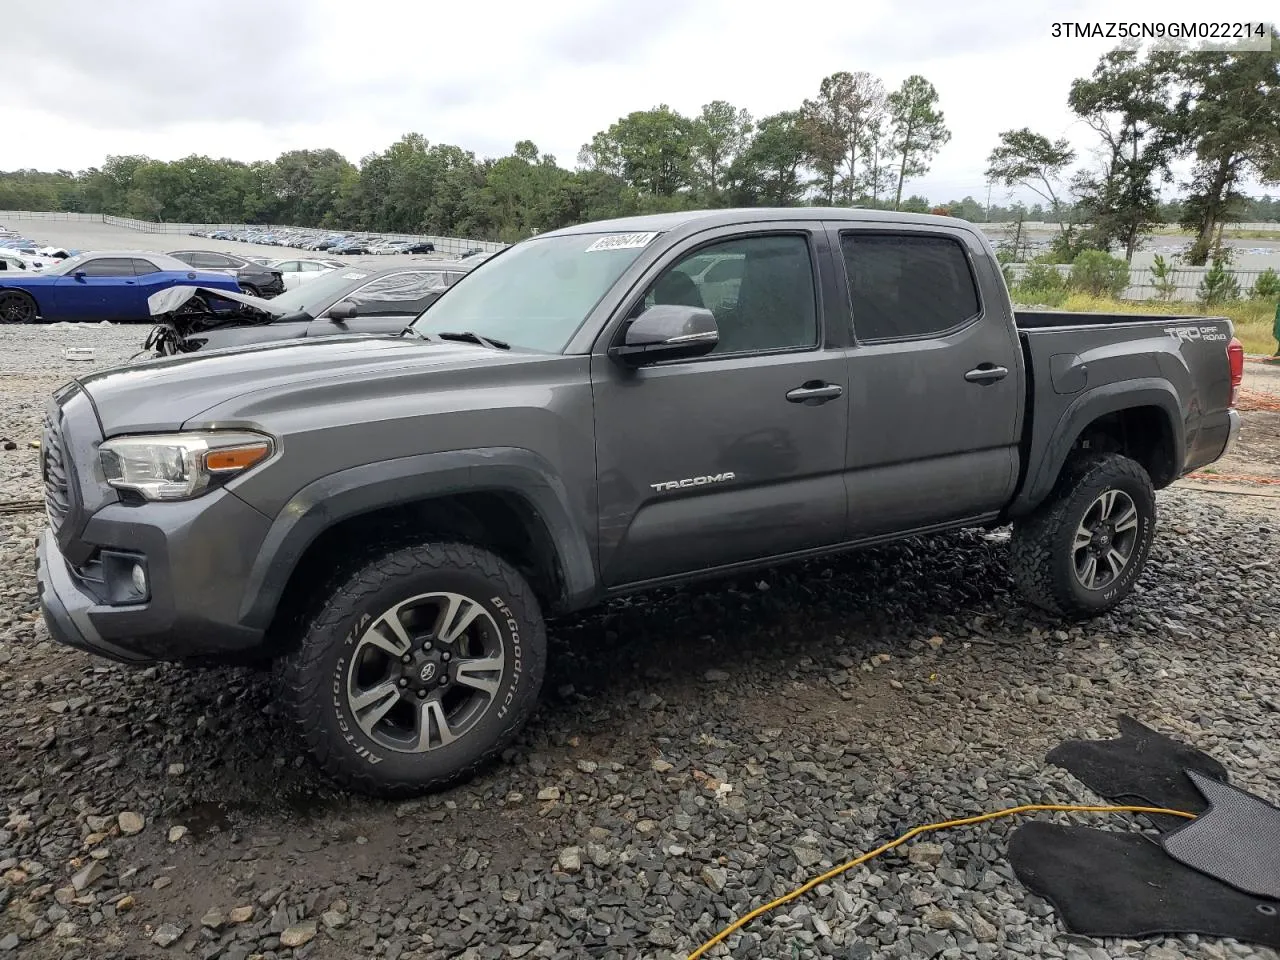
left=2, top=325, right=1280, bottom=960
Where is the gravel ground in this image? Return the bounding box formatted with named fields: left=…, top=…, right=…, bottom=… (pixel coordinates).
left=2, top=327, right=1280, bottom=960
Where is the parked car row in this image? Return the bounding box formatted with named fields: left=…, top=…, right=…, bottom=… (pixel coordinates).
left=0, top=251, right=241, bottom=324
left=181, top=226, right=505, bottom=261
left=186, top=226, right=439, bottom=255
left=0, top=226, right=77, bottom=271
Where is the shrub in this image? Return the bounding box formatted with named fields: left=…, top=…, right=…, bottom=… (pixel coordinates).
left=1250, top=267, right=1280, bottom=301
left=1069, top=250, right=1130, bottom=298
left=1012, top=263, right=1068, bottom=306
left=1198, top=252, right=1241, bottom=308
left=1150, top=254, right=1180, bottom=302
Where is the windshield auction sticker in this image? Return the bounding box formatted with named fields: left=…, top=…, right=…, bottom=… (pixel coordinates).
left=585, top=232, right=658, bottom=252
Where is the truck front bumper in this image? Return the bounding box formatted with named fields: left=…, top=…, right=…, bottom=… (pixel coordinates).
left=36, top=528, right=152, bottom=664
left=36, top=489, right=273, bottom=664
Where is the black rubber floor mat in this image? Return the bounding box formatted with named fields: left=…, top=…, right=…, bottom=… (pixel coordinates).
left=1161, top=770, right=1280, bottom=900
left=1009, top=821, right=1280, bottom=948
left=1046, top=715, right=1228, bottom=830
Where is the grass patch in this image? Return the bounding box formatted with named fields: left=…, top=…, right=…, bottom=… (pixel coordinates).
left=1051, top=294, right=1277, bottom=355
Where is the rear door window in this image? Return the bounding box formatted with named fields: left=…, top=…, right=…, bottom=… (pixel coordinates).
left=839, top=233, right=981, bottom=342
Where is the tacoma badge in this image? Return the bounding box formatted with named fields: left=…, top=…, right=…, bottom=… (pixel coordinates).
left=650, top=472, right=736, bottom=493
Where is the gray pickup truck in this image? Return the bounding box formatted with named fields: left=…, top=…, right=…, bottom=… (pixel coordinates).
left=35, top=208, right=1243, bottom=796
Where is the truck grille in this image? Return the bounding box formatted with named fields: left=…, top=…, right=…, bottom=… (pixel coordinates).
left=42, top=411, right=70, bottom=535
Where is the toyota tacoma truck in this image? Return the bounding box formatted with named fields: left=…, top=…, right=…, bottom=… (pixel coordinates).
left=34, top=208, right=1243, bottom=797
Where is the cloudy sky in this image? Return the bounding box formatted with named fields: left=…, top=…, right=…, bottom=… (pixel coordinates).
left=4, top=0, right=1274, bottom=204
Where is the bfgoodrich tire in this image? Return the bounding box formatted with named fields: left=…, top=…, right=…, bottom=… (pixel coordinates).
left=280, top=541, right=546, bottom=798
left=1011, top=453, right=1157, bottom=618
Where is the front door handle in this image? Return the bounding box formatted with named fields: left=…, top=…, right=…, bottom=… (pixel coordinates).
left=786, top=381, right=843, bottom=404
left=964, top=364, right=1009, bottom=384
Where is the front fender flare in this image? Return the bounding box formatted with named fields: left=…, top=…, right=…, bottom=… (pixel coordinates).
left=1010, top=379, right=1184, bottom=516
left=237, top=447, right=598, bottom=628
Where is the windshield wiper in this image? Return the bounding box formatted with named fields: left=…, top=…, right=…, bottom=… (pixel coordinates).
left=435, top=330, right=510, bottom=350
left=400, top=328, right=511, bottom=350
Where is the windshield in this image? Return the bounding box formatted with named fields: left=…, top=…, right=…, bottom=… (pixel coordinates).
left=410, top=232, right=658, bottom=352
left=266, top=267, right=372, bottom=312
left=44, top=254, right=87, bottom=276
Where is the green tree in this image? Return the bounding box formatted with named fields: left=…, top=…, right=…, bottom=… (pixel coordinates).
left=985, top=128, right=1076, bottom=255
left=1069, top=47, right=1178, bottom=262
left=887, top=75, right=950, bottom=210
left=1250, top=268, right=1280, bottom=301
left=729, top=111, right=811, bottom=206
left=689, top=101, right=753, bottom=204
left=578, top=105, right=696, bottom=198
left=1197, top=251, right=1241, bottom=306
left=1159, top=31, right=1280, bottom=263
left=799, top=71, right=887, bottom=204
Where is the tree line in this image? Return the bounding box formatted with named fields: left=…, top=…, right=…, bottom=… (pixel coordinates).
left=986, top=33, right=1279, bottom=264
left=0, top=35, right=1275, bottom=257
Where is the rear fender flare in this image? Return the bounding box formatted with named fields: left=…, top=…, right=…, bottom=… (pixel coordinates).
left=1011, top=379, right=1184, bottom=516
left=237, top=447, right=598, bottom=628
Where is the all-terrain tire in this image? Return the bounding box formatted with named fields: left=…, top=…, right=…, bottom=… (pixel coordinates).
left=279, top=541, right=546, bottom=798
left=1010, top=453, right=1157, bottom=618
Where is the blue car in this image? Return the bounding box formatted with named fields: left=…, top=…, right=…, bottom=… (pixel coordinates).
left=0, top=251, right=241, bottom=324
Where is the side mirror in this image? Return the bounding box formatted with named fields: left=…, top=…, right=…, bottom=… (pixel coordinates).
left=74, top=271, right=87, bottom=280
left=327, top=300, right=358, bottom=321
left=609, top=304, right=719, bottom=367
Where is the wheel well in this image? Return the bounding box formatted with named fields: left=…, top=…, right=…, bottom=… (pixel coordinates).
left=265, top=491, right=567, bottom=652
left=1070, top=406, right=1177, bottom=488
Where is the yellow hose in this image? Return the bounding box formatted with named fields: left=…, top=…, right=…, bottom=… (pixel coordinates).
left=686, top=803, right=1196, bottom=960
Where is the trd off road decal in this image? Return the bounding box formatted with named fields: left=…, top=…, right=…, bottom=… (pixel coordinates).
left=1165, top=324, right=1229, bottom=343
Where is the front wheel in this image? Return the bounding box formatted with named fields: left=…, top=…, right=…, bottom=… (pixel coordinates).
left=280, top=541, right=546, bottom=797
left=0, top=290, right=38, bottom=324
left=1010, top=453, right=1157, bottom=618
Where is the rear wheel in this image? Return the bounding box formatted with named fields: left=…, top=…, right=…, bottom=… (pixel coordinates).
left=239, top=283, right=260, bottom=297
left=0, top=290, right=37, bottom=324
left=1011, top=453, right=1157, bottom=618
left=279, top=541, right=546, bottom=798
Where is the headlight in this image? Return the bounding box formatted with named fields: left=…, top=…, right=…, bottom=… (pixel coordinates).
left=99, top=431, right=274, bottom=501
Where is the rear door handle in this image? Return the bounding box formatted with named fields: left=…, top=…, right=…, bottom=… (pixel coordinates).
left=786, top=381, right=843, bottom=404
left=964, top=364, right=1009, bottom=384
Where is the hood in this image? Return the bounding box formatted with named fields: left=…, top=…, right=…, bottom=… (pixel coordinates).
left=77, top=334, right=514, bottom=434
left=148, top=284, right=287, bottom=318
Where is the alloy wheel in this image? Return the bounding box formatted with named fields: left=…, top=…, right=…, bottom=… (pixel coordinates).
left=345, top=592, right=505, bottom=753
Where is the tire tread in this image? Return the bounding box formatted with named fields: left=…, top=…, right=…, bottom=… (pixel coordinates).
left=278, top=540, right=545, bottom=799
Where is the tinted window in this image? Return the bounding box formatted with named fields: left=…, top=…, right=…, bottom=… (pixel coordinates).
left=77, top=258, right=136, bottom=277
left=640, top=234, right=817, bottom=355
left=275, top=261, right=300, bottom=272
left=299, top=261, right=325, bottom=272
left=840, top=233, right=980, bottom=342
left=131, top=258, right=161, bottom=276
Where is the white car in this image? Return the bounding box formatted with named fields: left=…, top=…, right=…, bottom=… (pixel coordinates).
left=268, top=258, right=341, bottom=291
left=0, top=249, right=51, bottom=271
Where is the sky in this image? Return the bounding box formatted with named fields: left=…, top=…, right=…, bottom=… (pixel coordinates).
left=3, top=0, right=1275, bottom=205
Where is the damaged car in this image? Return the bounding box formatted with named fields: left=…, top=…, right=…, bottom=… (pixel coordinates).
left=142, top=262, right=472, bottom=354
